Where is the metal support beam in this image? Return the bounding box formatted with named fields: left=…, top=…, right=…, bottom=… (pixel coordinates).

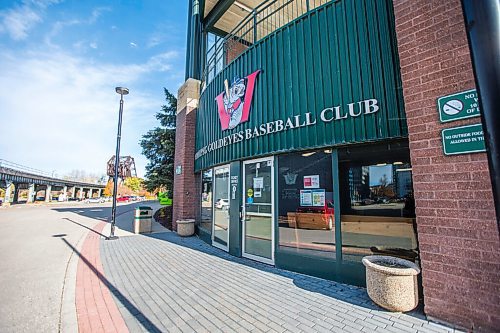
left=461, top=0, right=500, bottom=227
left=203, top=0, right=235, bottom=30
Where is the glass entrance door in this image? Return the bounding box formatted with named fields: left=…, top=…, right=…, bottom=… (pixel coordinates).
left=212, top=165, right=230, bottom=251
left=242, top=158, right=274, bottom=264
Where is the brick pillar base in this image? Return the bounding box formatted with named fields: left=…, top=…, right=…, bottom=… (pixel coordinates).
left=173, top=78, right=200, bottom=231
left=393, top=1, right=500, bottom=331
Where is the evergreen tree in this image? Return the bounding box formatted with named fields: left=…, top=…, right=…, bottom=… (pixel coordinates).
left=140, top=88, right=176, bottom=192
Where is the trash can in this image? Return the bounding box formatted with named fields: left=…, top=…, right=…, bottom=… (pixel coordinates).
left=134, top=206, right=153, bottom=234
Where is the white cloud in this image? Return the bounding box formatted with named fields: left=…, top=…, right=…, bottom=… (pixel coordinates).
left=0, top=0, right=61, bottom=40
left=0, top=49, right=180, bottom=177
left=44, top=6, right=111, bottom=47
left=129, top=42, right=137, bottom=48
left=89, top=7, right=111, bottom=24
left=0, top=4, right=42, bottom=40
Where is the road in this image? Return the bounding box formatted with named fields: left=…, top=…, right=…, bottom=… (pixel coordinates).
left=0, top=201, right=156, bottom=333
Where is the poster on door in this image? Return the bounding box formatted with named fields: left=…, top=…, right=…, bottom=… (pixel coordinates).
left=303, top=175, right=319, bottom=189
left=312, top=189, right=325, bottom=207
left=300, top=190, right=312, bottom=206
left=253, top=177, right=264, bottom=189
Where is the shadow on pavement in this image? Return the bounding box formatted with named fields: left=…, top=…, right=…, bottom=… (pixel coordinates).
left=52, top=201, right=163, bottom=235
left=62, top=218, right=108, bottom=238
left=61, top=238, right=162, bottom=333
left=145, top=231, right=428, bottom=321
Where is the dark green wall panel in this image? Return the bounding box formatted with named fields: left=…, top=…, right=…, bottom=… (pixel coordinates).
left=195, top=0, right=406, bottom=171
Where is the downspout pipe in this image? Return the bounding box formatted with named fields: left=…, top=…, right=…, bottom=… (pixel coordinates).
left=185, top=0, right=193, bottom=80
left=461, top=0, right=500, bottom=229
left=185, top=0, right=201, bottom=80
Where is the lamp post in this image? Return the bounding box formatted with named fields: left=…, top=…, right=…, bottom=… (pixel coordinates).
left=109, top=86, right=129, bottom=240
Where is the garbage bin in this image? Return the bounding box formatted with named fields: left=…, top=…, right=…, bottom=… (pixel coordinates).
left=134, top=206, right=153, bottom=234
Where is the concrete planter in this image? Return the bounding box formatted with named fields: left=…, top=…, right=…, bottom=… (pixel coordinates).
left=362, top=255, right=420, bottom=312
left=177, top=219, right=195, bottom=237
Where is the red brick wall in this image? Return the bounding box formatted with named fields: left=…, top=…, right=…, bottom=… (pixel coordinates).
left=393, top=1, right=500, bottom=331
left=225, top=38, right=248, bottom=65
left=173, top=106, right=198, bottom=231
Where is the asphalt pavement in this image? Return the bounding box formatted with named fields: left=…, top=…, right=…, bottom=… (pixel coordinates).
left=0, top=200, right=157, bottom=333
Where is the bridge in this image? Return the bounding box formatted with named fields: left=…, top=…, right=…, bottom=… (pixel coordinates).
left=0, top=160, right=106, bottom=205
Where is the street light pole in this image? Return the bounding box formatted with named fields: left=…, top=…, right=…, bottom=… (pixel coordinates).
left=109, top=87, right=129, bottom=240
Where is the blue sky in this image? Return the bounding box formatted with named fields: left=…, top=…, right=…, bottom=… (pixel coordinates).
left=0, top=0, right=188, bottom=178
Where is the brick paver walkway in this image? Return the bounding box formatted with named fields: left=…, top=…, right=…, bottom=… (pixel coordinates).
left=75, top=222, right=129, bottom=333
left=99, top=231, right=461, bottom=333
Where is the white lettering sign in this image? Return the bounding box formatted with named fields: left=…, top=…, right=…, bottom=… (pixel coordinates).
left=195, top=98, right=380, bottom=160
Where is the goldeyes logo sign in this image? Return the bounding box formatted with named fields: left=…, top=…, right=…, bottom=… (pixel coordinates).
left=215, top=70, right=260, bottom=130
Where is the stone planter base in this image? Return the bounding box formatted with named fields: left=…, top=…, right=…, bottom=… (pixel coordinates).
left=362, top=255, right=420, bottom=312
left=177, top=219, right=195, bottom=237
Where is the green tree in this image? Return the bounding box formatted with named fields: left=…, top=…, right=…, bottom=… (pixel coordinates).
left=140, top=88, right=176, bottom=192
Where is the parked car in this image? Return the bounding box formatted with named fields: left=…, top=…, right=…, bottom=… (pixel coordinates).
left=215, top=198, right=229, bottom=210
left=293, top=201, right=335, bottom=230
left=85, top=197, right=105, bottom=203
left=117, top=196, right=131, bottom=203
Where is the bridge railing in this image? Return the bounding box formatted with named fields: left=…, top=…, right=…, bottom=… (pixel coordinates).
left=0, top=159, right=54, bottom=178
left=0, top=159, right=103, bottom=186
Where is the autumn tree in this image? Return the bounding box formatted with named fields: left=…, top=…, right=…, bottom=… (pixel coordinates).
left=140, top=88, right=176, bottom=192
left=124, top=177, right=143, bottom=193
left=103, top=180, right=114, bottom=196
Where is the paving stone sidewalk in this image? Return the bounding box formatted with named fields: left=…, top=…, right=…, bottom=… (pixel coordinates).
left=100, top=232, right=461, bottom=333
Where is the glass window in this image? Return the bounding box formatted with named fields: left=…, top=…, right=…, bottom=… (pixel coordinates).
left=277, top=150, right=335, bottom=258
left=339, top=143, right=417, bottom=263
left=200, top=169, right=213, bottom=234
left=213, top=166, right=230, bottom=248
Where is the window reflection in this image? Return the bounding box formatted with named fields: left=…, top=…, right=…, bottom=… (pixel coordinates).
left=278, top=150, right=335, bottom=257
left=200, top=169, right=213, bottom=233
left=339, top=146, right=417, bottom=263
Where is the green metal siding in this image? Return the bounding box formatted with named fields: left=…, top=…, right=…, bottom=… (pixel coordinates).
left=195, top=0, right=406, bottom=171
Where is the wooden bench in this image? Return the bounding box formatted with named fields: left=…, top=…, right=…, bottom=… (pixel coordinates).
left=287, top=212, right=333, bottom=230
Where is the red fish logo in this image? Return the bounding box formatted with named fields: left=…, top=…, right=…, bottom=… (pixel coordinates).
left=215, top=70, right=260, bottom=130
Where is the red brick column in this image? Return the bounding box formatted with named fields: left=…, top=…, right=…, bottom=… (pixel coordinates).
left=173, top=79, right=200, bottom=231
left=393, top=1, right=500, bottom=331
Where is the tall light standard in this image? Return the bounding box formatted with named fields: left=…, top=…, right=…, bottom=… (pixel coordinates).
left=109, top=86, right=129, bottom=240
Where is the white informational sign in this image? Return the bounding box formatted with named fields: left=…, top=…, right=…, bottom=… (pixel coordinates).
left=312, top=189, right=325, bottom=207
left=254, top=189, right=262, bottom=198
left=303, top=175, right=320, bottom=189
left=300, top=190, right=312, bottom=206
left=253, top=177, right=264, bottom=189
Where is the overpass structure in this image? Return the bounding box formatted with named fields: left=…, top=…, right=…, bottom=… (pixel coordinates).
left=0, top=160, right=105, bottom=205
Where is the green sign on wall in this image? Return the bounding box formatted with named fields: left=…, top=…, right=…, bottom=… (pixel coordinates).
left=442, top=123, right=486, bottom=155
left=437, top=89, right=480, bottom=123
